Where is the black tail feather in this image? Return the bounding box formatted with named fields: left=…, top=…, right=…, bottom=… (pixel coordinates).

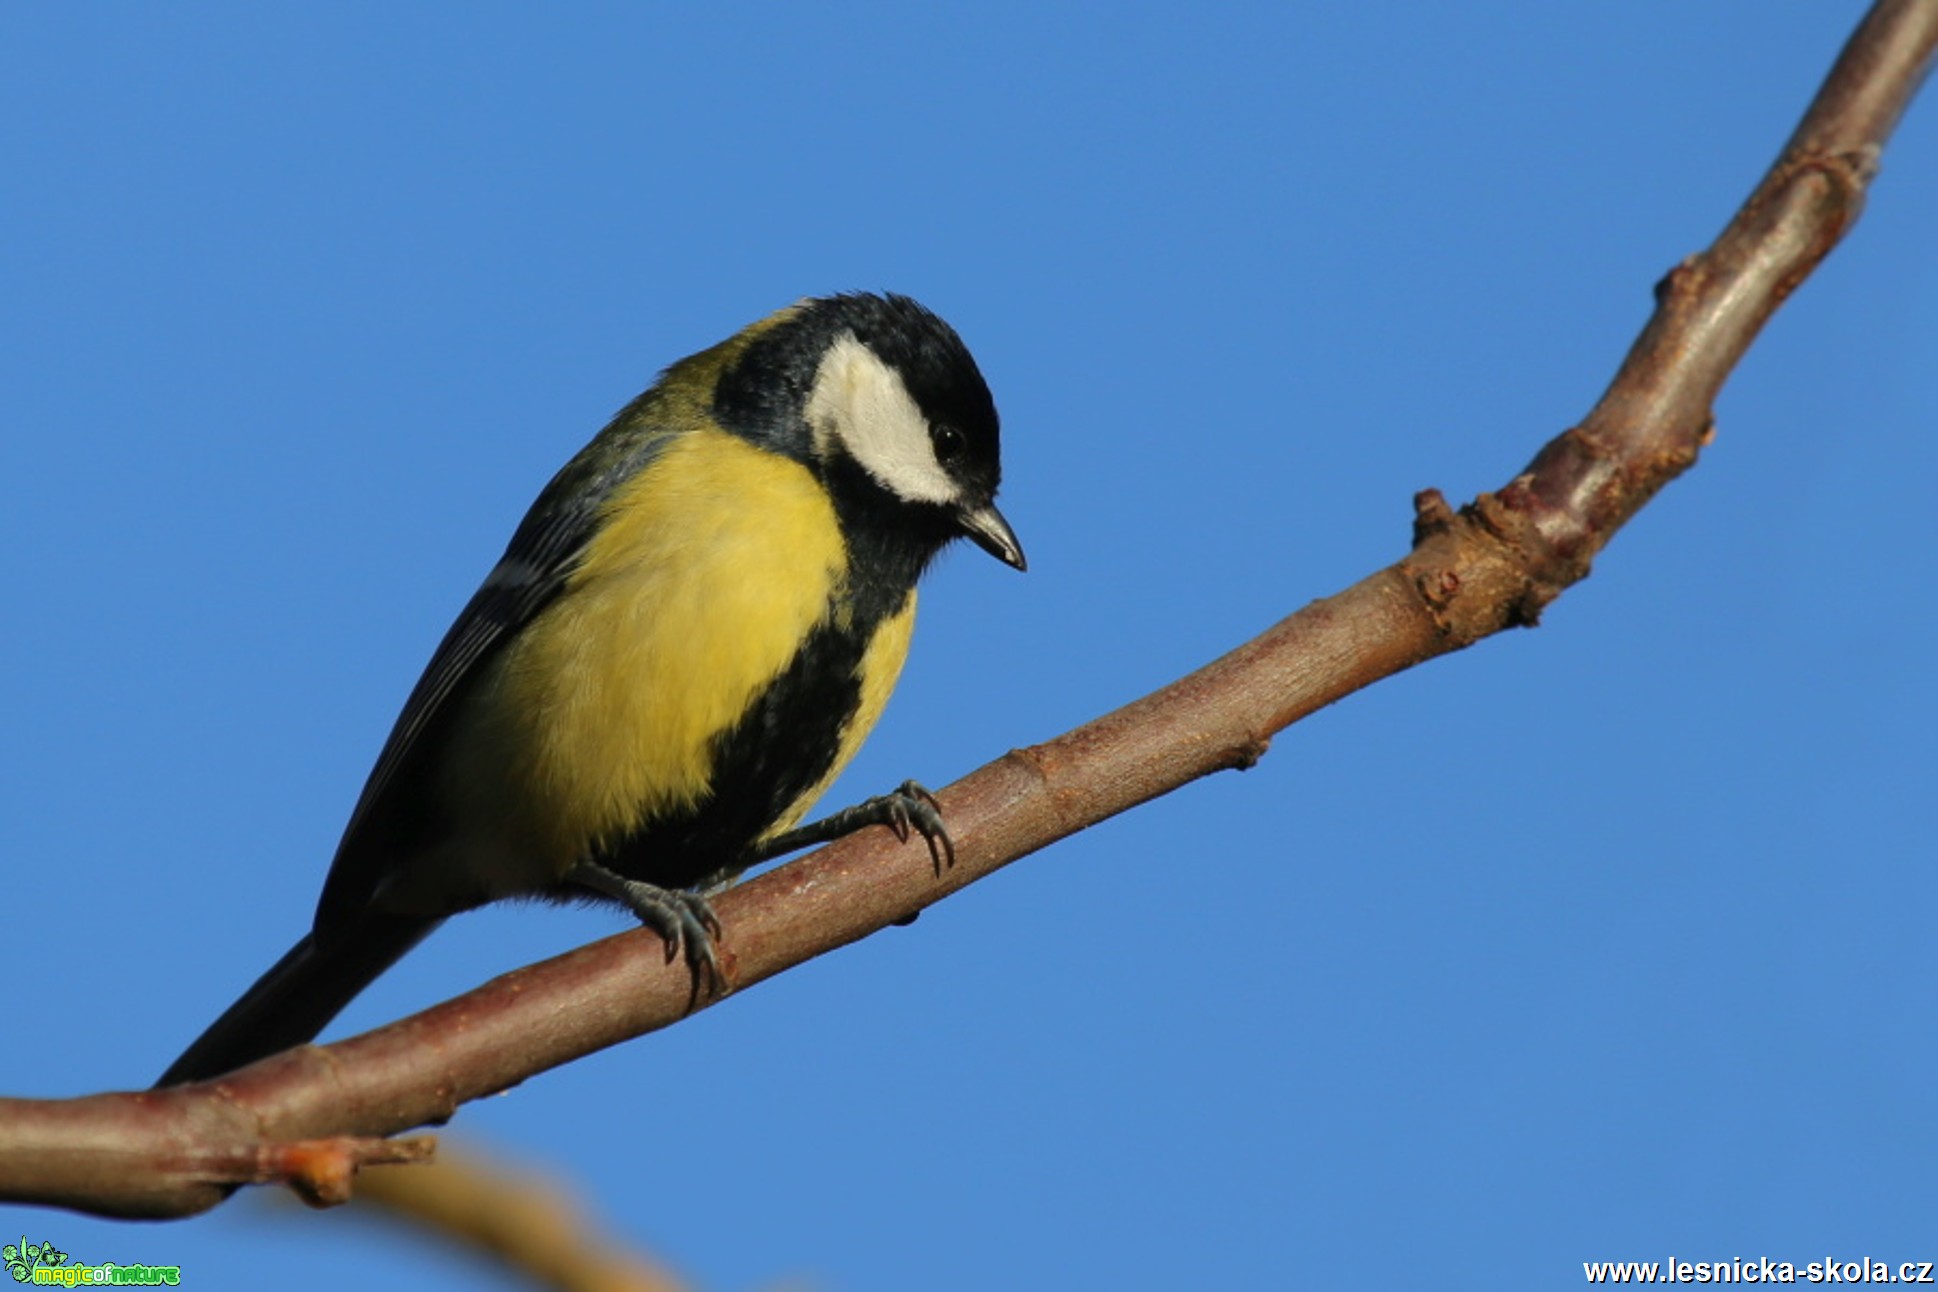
left=155, top=914, right=440, bottom=1088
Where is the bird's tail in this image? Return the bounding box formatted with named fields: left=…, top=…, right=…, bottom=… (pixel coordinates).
left=155, top=913, right=441, bottom=1088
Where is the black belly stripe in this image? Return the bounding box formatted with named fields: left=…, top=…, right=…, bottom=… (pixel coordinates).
left=593, top=458, right=950, bottom=893
left=595, top=585, right=908, bottom=892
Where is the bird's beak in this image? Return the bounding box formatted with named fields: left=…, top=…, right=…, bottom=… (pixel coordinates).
left=956, top=502, right=1027, bottom=571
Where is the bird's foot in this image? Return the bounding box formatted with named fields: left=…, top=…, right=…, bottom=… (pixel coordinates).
left=567, top=861, right=728, bottom=998
left=752, top=779, right=956, bottom=874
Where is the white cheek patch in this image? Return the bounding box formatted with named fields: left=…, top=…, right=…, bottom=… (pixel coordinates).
left=806, top=333, right=960, bottom=505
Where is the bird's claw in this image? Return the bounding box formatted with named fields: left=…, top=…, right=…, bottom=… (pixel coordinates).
left=886, top=780, right=955, bottom=873
left=567, top=861, right=730, bottom=1000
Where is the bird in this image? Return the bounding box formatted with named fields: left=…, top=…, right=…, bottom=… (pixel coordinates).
left=156, top=292, right=1023, bottom=1087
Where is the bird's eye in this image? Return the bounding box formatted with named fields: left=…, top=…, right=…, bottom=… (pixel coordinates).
left=932, top=424, right=966, bottom=463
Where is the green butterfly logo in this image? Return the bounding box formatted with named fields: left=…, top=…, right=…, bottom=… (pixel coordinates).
left=4, top=1237, right=73, bottom=1283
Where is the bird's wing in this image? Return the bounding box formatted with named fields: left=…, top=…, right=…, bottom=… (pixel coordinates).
left=315, top=425, right=675, bottom=930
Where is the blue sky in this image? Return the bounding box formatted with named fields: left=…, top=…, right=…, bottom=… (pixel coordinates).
left=5, top=4, right=1936, bottom=1288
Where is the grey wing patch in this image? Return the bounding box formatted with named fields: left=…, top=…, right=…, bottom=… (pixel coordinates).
left=347, top=550, right=564, bottom=829
left=315, top=425, right=677, bottom=930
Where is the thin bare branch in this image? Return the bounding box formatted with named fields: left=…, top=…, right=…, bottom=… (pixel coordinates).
left=349, top=1146, right=696, bottom=1292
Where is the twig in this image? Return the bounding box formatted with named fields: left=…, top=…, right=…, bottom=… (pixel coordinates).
left=348, top=1145, right=695, bottom=1292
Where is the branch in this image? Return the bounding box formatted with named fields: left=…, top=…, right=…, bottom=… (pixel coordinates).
left=4, top=0, right=1934, bottom=1222
left=347, top=1146, right=697, bottom=1292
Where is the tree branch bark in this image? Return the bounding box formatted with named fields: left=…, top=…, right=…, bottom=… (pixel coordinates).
left=5, top=0, right=1934, bottom=1222
left=349, top=1146, right=698, bottom=1292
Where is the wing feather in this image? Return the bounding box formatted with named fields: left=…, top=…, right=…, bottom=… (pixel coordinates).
left=314, top=423, right=676, bottom=931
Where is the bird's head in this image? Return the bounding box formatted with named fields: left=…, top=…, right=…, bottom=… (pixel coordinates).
left=712, top=292, right=1025, bottom=572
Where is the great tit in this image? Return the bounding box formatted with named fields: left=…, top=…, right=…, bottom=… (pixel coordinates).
left=157, top=292, right=1023, bottom=1088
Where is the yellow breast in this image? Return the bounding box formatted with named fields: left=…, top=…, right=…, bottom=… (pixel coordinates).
left=447, top=427, right=850, bottom=870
